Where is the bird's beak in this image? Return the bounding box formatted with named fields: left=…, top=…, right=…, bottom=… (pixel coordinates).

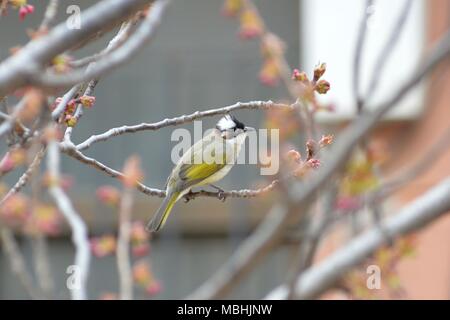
left=244, top=126, right=255, bottom=132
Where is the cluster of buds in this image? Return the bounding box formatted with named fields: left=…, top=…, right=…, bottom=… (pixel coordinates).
left=339, top=150, right=379, bottom=200
left=343, top=235, right=416, bottom=299
left=221, top=0, right=263, bottom=39
left=292, top=63, right=331, bottom=95
left=79, top=95, right=96, bottom=108
left=132, top=260, right=162, bottom=296
left=0, top=148, right=26, bottom=175
left=335, top=144, right=386, bottom=213
left=0, top=193, right=62, bottom=236
left=285, top=135, right=333, bottom=178
left=291, top=63, right=333, bottom=113
left=24, top=204, right=62, bottom=236
left=8, top=0, right=34, bottom=20
left=64, top=114, right=77, bottom=127
left=96, top=185, right=121, bottom=207
left=221, top=0, right=242, bottom=17
left=0, top=193, right=30, bottom=227
left=238, top=6, right=263, bottom=39
left=130, top=221, right=151, bottom=257
left=90, top=235, right=117, bottom=258
left=51, top=95, right=96, bottom=112
left=51, top=95, right=96, bottom=127
left=42, top=172, right=74, bottom=191
left=222, top=1, right=288, bottom=87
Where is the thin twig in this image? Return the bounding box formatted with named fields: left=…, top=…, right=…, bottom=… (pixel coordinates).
left=364, top=0, right=413, bottom=105
left=0, top=0, right=153, bottom=96
left=39, top=0, right=59, bottom=31
left=354, top=0, right=374, bottom=113
left=0, top=147, right=46, bottom=206
left=0, top=227, right=41, bottom=299
left=33, top=0, right=170, bottom=90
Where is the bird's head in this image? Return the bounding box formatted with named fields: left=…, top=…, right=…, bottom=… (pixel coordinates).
left=216, top=114, right=254, bottom=139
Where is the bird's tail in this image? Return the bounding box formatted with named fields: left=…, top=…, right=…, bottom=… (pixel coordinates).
left=146, top=191, right=180, bottom=232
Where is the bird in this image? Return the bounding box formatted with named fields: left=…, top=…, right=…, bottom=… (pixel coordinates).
left=146, top=114, right=254, bottom=232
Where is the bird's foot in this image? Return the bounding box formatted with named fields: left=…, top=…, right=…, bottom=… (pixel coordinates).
left=183, top=190, right=196, bottom=203
left=210, top=184, right=227, bottom=202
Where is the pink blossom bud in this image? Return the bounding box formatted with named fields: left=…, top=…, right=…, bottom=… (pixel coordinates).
left=80, top=96, right=96, bottom=108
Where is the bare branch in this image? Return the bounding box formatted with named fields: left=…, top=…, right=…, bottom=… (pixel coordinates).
left=353, top=0, right=373, bottom=112
left=39, top=0, right=59, bottom=31
left=0, top=147, right=46, bottom=206
left=47, top=141, right=90, bottom=300
left=0, top=98, right=27, bottom=138
left=62, top=143, right=278, bottom=200
left=75, top=101, right=291, bottom=150
left=0, top=0, right=153, bottom=96
left=364, top=0, right=413, bottom=105
left=68, top=20, right=137, bottom=69
left=0, top=227, right=41, bottom=299
left=32, top=0, right=170, bottom=90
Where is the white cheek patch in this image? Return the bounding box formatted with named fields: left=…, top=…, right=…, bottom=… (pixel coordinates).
left=216, top=115, right=236, bottom=131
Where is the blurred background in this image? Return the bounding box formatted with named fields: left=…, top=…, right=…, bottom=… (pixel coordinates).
left=1, top=0, right=450, bottom=299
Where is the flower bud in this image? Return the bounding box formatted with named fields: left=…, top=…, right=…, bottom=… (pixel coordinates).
left=64, top=115, right=77, bottom=127
left=315, top=79, right=330, bottom=94
left=80, top=95, right=96, bottom=108
left=19, top=4, right=34, bottom=21
left=259, top=58, right=280, bottom=87
left=313, top=62, right=327, bottom=81
left=221, top=0, right=242, bottom=17
left=238, top=8, right=263, bottom=40
left=292, top=69, right=309, bottom=83
left=319, top=134, right=334, bottom=147
left=307, top=158, right=321, bottom=169
left=90, top=235, right=117, bottom=258
left=96, top=185, right=120, bottom=207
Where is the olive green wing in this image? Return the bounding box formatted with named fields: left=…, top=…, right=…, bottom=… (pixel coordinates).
left=179, top=162, right=226, bottom=184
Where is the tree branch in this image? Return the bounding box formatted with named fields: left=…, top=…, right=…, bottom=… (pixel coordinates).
left=47, top=141, right=90, bottom=300
left=0, top=227, right=41, bottom=299
left=75, top=100, right=291, bottom=150
left=0, top=0, right=153, bottom=96
left=33, top=0, right=170, bottom=90
left=266, top=177, right=450, bottom=299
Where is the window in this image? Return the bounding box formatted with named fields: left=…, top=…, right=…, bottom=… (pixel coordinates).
left=300, top=0, right=426, bottom=121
